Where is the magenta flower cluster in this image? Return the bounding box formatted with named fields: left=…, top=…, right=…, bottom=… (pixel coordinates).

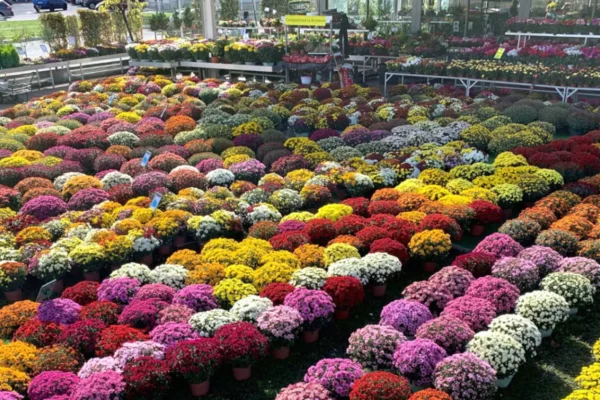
left=518, top=245, right=563, bottom=276
left=429, top=266, right=475, bottom=298
left=21, top=195, right=68, bottom=221
left=38, top=298, right=81, bottom=325
left=283, top=288, right=335, bottom=329
left=466, top=276, right=521, bottom=313
left=150, top=322, right=201, bottom=348
left=133, top=283, right=176, bottom=303
left=415, top=315, right=475, bottom=355
left=559, top=256, right=600, bottom=286
left=380, top=299, right=433, bottom=337
left=304, top=358, right=365, bottom=398
left=402, top=281, right=453, bottom=313
left=158, top=304, right=195, bottom=324
left=27, top=371, right=79, bottom=400
left=275, top=382, right=333, bottom=400
left=440, top=295, right=497, bottom=332
left=70, top=371, right=126, bottom=400
left=474, top=233, right=524, bottom=258
left=257, top=305, right=304, bottom=345
left=346, top=324, right=406, bottom=370
left=491, top=257, right=540, bottom=292
left=393, top=338, right=447, bottom=386
left=0, top=392, right=22, bottom=400
left=433, top=352, right=497, bottom=400
left=97, top=277, right=141, bottom=305
left=173, top=284, right=219, bottom=312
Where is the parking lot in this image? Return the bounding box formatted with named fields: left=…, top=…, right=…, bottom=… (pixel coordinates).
left=3, top=1, right=83, bottom=20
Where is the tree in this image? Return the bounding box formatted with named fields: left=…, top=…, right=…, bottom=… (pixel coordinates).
left=172, top=11, right=182, bottom=31
left=260, top=0, right=287, bottom=15
left=191, top=0, right=203, bottom=32
left=99, top=0, right=145, bottom=43
left=219, top=0, right=240, bottom=20
left=149, top=12, right=169, bottom=38
left=183, top=6, right=194, bottom=31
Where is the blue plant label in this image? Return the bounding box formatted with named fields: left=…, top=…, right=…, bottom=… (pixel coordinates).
left=141, top=150, right=152, bottom=167
left=68, top=36, right=75, bottom=46
left=160, top=105, right=168, bottom=119
left=108, top=94, right=116, bottom=105
left=16, top=48, right=25, bottom=56
left=150, top=193, right=163, bottom=210
left=40, top=44, right=49, bottom=53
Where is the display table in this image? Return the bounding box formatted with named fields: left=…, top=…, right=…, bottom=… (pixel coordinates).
left=383, top=71, right=600, bottom=102
left=505, top=31, right=600, bottom=48
left=130, top=60, right=284, bottom=81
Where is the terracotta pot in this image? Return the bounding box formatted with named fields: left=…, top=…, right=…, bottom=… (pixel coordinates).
left=210, top=56, right=220, bottom=63
left=302, top=330, right=320, bottom=343
left=453, top=232, right=463, bottom=242
left=173, top=235, right=186, bottom=249
left=470, top=224, right=485, bottom=237
left=372, top=284, right=387, bottom=297
left=189, top=381, right=210, bottom=396
left=272, top=346, right=290, bottom=360
left=335, top=309, right=349, bottom=320
left=138, top=253, right=153, bottom=267
left=158, top=244, right=171, bottom=255
left=83, top=271, right=100, bottom=282
left=502, top=208, right=513, bottom=220
left=423, top=261, right=437, bottom=273
left=232, top=366, right=252, bottom=381
left=52, top=279, right=64, bottom=294
left=4, top=288, right=22, bottom=302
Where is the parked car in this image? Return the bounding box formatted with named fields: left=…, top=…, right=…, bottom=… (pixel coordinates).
left=81, top=0, right=97, bottom=9
left=0, top=0, right=14, bottom=16
left=33, top=0, right=67, bottom=11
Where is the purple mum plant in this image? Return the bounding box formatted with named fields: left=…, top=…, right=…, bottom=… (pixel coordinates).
left=275, top=382, right=333, bottom=400
left=0, top=392, right=23, bottom=400
left=379, top=299, right=433, bottom=337
left=433, top=352, right=497, bottom=400
left=558, top=256, right=600, bottom=286
left=38, top=298, right=81, bottom=325
left=346, top=324, right=406, bottom=370
left=283, top=288, right=335, bottom=330
left=402, top=281, right=453, bottom=314
left=491, top=257, right=540, bottom=292
left=173, top=284, right=219, bottom=312
left=304, top=358, right=365, bottom=398
left=518, top=245, right=563, bottom=277
left=150, top=322, right=201, bottom=348
left=415, top=315, right=475, bottom=355
left=21, top=195, right=68, bottom=221
left=473, top=233, right=524, bottom=258
left=113, top=340, right=166, bottom=367
left=27, top=371, right=79, bottom=400
left=393, top=338, right=447, bottom=387
left=158, top=304, right=195, bottom=324
left=133, top=283, right=176, bottom=303
left=97, top=277, right=141, bottom=305
left=70, top=371, right=125, bottom=400
left=429, top=266, right=475, bottom=298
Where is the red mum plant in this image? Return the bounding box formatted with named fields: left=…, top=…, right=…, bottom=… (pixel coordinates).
left=368, top=200, right=402, bottom=216
left=32, top=345, right=84, bottom=375
left=341, top=197, right=371, bottom=217
left=269, top=231, right=310, bottom=252
left=95, top=325, right=149, bottom=357
left=13, top=318, right=63, bottom=347
left=334, top=214, right=367, bottom=235
left=452, top=252, right=496, bottom=278
left=260, top=283, right=295, bottom=305
left=61, top=281, right=99, bottom=306
left=383, top=218, right=418, bottom=245
left=419, top=214, right=463, bottom=241
left=355, top=226, right=391, bottom=247
left=57, top=318, right=106, bottom=358
left=80, top=301, right=120, bottom=325
left=349, top=372, right=411, bottom=400
left=323, top=276, right=364, bottom=315
left=304, top=218, right=337, bottom=245
left=469, top=200, right=503, bottom=225
left=370, top=238, right=410, bottom=264
left=214, top=322, right=269, bottom=367
left=409, top=388, right=454, bottom=400
left=123, top=356, right=172, bottom=399
left=166, top=338, right=222, bottom=386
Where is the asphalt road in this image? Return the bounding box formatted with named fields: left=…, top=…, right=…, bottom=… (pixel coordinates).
left=7, top=1, right=85, bottom=20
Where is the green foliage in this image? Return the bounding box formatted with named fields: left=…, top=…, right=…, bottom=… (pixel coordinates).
left=78, top=10, right=105, bottom=47
left=183, top=7, right=194, bottom=29
left=172, top=12, right=182, bottom=30
left=0, top=44, right=20, bottom=68
left=503, top=105, right=538, bottom=124
left=260, top=0, right=288, bottom=14
left=65, top=15, right=81, bottom=48
left=190, top=0, right=203, bottom=31
left=149, top=12, right=170, bottom=32
left=219, top=0, right=240, bottom=20
left=100, top=0, right=145, bottom=42
left=40, top=13, right=68, bottom=50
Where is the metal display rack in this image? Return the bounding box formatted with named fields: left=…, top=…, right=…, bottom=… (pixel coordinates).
left=505, top=31, right=600, bottom=48
left=383, top=71, right=600, bottom=102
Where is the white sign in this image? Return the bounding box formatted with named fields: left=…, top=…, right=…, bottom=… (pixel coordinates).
left=453, top=21, right=460, bottom=32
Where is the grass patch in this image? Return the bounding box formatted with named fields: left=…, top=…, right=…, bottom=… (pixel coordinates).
left=0, top=20, right=42, bottom=40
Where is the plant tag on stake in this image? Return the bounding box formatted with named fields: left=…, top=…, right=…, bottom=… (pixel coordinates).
left=108, top=93, right=116, bottom=105
left=40, top=44, right=49, bottom=53
left=68, top=36, right=75, bottom=46
left=37, top=279, right=57, bottom=302
left=494, top=48, right=505, bottom=59
left=160, top=105, right=168, bottom=119
left=140, top=150, right=152, bottom=167
left=150, top=193, right=163, bottom=210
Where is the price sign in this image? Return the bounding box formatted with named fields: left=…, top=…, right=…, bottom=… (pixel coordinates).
left=68, top=36, right=75, bottom=46
left=150, top=193, right=163, bottom=210
left=37, top=280, right=57, bottom=302
left=16, top=47, right=25, bottom=56
left=494, top=48, right=505, bottom=59
left=140, top=150, right=152, bottom=167
left=40, top=44, right=49, bottom=53
left=392, top=27, right=398, bottom=32
left=452, top=21, right=460, bottom=32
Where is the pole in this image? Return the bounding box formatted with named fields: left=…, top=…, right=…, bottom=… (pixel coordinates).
left=463, top=0, right=470, bottom=37
left=593, top=0, right=597, bottom=19
left=178, top=0, right=184, bottom=37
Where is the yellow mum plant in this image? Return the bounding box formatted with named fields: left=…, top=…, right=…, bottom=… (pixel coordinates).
left=408, top=229, right=452, bottom=261
left=213, top=278, right=258, bottom=306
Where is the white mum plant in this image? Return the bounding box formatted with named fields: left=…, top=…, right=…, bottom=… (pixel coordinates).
left=362, top=253, right=402, bottom=285
left=206, top=169, right=235, bottom=186
left=110, top=263, right=153, bottom=285
left=289, top=267, right=328, bottom=289
left=327, top=258, right=370, bottom=285
left=489, top=314, right=542, bottom=357
left=540, top=272, right=596, bottom=309
left=230, top=295, right=273, bottom=322
left=467, top=331, right=526, bottom=379
left=515, top=290, right=569, bottom=331
left=151, top=264, right=188, bottom=289
left=189, top=309, right=238, bottom=337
